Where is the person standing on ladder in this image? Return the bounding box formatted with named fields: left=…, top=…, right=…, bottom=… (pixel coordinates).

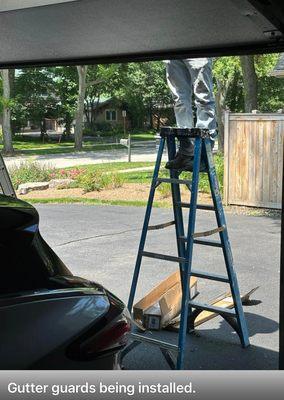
left=164, top=58, right=217, bottom=171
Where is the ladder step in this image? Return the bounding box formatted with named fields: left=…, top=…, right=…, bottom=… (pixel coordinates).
left=188, top=300, right=236, bottom=316
left=194, top=238, right=222, bottom=247
left=141, top=251, right=186, bottom=263
left=148, top=221, right=175, bottom=231
left=176, top=202, right=215, bottom=211
left=130, top=333, right=179, bottom=352
left=193, top=225, right=226, bottom=238
left=191, top=269, right=229, bottom=283
left=157, top=178, right=192, bottom=185
left=179, top=237, right=222, bottom=247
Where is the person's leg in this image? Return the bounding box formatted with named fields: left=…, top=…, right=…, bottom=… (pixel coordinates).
left=185, top=58, right=217, bottom=145
left=166, top=59, right=193, bottom=129
left=165, top=60, right=195, bottom=169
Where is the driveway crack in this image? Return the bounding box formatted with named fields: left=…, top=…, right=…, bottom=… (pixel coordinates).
left=55, top=227, right=140, bottom=247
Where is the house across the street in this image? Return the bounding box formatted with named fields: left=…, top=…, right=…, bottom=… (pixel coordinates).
left=84, top=97, right=131, bottom=130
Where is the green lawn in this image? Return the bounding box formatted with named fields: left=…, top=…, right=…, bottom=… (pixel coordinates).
left=63, top=161, right=155, bottom=172
left=130, top=132, right=156, bottom=141
left=24, top=197, right=169, bottom=208
left=12, top=155, right=224, bottom=206
left=0, top=140, right=125, bottom=156
left=1, top=131, right=156, bottom=156
left=57, top=154, right=224, bottom=194
left=77, top=155, right=224, bottom=190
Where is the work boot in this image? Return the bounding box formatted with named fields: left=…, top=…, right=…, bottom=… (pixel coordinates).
left=165, top=136, right=195, bottom=171
left=165, top=152, right=193, bottom=171
left=165, top=153, right=207, bottom=172
left=165, top=137, right=210, bottom=172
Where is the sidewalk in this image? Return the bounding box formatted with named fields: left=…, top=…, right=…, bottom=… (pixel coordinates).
left=3, top=141, right=167, bottom=170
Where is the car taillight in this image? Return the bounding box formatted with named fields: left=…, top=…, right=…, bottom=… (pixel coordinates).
left=82, top=318, right=131, bottom=357
left=66, top=300, right=132, bottom=362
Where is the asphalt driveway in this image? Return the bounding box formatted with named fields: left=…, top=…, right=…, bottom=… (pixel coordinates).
left=36, top=204, right=280, bottom=370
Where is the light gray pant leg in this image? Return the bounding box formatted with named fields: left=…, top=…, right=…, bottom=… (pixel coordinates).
left=184, top=58, right=217, bottom=141
left=166, top=60, right=195, bottom=156
left=166, top=60, right=194, bottom=129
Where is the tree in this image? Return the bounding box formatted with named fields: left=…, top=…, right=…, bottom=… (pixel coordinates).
left=255, top=53, right=284, bottom=112
left=84, top=64, right=123, bottom=130
left=74, top=65, right=88, bottom=150
left=116, top=62, right=172, bottom=129
left=14, top=68, right=60, bottom=140
left=0, top=69, right=14, bottom=155
left=213, top=57, right=242, bottom=152
left=240, top=55, right=258, bottom=112
left=52, top=66, right=78, bottom=138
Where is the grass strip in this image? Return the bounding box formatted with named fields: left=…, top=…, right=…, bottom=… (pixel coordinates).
left=23, top=197, right=170, bottom=208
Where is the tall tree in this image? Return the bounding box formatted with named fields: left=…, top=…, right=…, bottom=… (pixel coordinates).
left=14, top=68, right=59, bottom=139
left=52, top=66, right=78, bottom=139
left=213, top=57, right=242, bottom=153
left=84, top=64, right=123, bottom=131
left=116, top=62, right=172, bottom=129
left=74, top=65, right=88, bottom=151
left=1, top=69, right=14, bottom=155
left=240, top=55, right=258, bottom=112
left=255, top=53, right=284, bottom=112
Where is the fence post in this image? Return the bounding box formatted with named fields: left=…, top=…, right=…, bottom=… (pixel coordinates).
left=223, top=110, right=230, bottom=206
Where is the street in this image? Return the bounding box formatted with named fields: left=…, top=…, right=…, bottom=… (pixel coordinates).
left=37, top=204, right=280, bottom=370
left=4, top=141, right=166, bottom=170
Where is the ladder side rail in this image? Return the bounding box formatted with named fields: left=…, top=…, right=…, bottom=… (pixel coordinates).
left=177, top=137, right=202, bottom=370
left=0, top=153, right=16, bottom=198
left=166, top=135, right=186, bottom=287
left=204, top=139, right=249, bottom=347
left=127, top=137, right=165, bottom=311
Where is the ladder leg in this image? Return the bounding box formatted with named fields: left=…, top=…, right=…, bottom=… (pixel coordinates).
left=0, top=153, right=16, bottom=197
left=127, top=137, right=165, bottom=312
left=177, top=137, right=202, bottom=370
left=203, top=139, right=250, bottom=347
left=166, top=135, right=186, bottom=287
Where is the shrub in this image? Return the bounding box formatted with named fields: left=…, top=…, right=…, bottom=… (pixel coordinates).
left=103, top=172, right=125, bottom=189
left=75, top=170, right=125, bottom=193
left=157, top=183, right=172, bottom=198
left=94, top=122, right=113, bottom=133
left=83, top=127, right=95, bottom=136
left=10, top=161, right=55, bottom=189
left=75, top=170, right=104, bottom=192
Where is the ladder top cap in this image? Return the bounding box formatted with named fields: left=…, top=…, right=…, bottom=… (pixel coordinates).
left=159, top=127, right=210, bottom=138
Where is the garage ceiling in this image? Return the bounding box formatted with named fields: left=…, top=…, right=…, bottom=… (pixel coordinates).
left=0, top=0, right=283, bottom=67
left=0, top=1, right=78, bottom=12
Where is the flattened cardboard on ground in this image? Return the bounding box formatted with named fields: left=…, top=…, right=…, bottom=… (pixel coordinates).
left=133, top=270, right=197, bottom=330
left=167, top=287, right=259, bottom=331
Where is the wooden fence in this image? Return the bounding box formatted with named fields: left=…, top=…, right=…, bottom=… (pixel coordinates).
left=223, top=112, right=283, bottom=209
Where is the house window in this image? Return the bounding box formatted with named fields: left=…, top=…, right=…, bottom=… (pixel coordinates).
left=105, top=110, right=117, bottom=121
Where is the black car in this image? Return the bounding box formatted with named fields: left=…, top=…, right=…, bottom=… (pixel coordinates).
left=0, top=193, right=131, bottom=369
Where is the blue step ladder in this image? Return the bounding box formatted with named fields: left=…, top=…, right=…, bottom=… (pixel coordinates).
left=122, top=127, right=249, bottom=370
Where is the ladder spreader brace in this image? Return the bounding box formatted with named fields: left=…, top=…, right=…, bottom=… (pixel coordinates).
left=121, top=127, right=249, bottom=370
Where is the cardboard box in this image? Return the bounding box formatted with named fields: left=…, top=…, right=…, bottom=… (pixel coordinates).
left=143, top=304, right=162, bottom=330
left=133, top=270, right=198, bottom=330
